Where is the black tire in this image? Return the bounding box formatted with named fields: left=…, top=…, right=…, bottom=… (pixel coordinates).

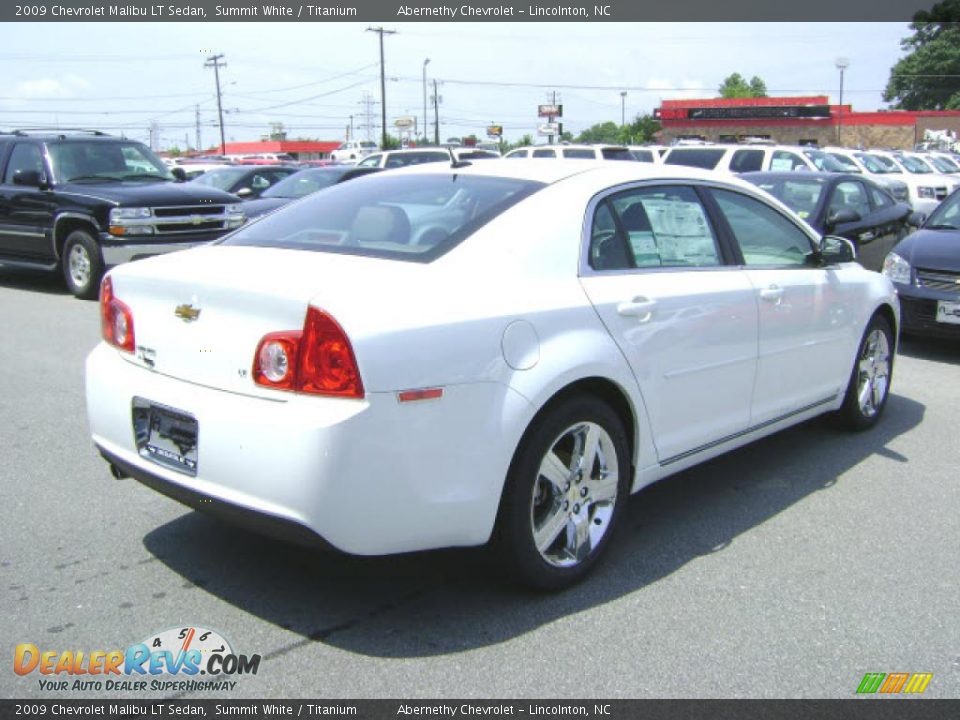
left=62, top=229, right=104, bottom=300
left=835, top=314, right=895, bottom=431
left=494, top=395, right=630, bottom=591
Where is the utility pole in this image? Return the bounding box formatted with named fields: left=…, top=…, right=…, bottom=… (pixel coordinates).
left=432, top=78, right=441, bottom=145
left=422, top=58, right=430, bottom=144
left=205, top=53, right=227, bottom=155
left=366, top=27, right=396, bottom=149
left=195, top=104, right=201, bottom=152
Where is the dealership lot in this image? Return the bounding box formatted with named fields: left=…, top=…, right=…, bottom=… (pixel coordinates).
left=2, top=267, right=958, bottom=699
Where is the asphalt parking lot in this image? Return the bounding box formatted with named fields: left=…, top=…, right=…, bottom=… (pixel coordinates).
left=2, top=266, right=958, bottom=700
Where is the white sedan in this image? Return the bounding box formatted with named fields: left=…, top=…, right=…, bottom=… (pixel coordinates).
left=86, top=161, right=899, bottom=589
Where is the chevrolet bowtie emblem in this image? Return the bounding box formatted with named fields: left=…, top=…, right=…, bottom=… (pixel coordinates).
left=174, top=304, right=201, bottom=322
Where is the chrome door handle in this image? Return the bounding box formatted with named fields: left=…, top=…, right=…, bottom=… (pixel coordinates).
left=617, top=297, right=657, bottom=319
left=759, top=285, right=784, bottom=303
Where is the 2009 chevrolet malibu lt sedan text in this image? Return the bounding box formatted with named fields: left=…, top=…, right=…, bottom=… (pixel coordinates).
left=86, top=161, right=899, bottom=589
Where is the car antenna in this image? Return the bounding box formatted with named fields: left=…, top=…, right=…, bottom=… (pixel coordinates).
left=447, top=146, right=471, bottom=169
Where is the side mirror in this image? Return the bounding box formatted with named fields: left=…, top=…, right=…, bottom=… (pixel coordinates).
left=235, top=187, right=253, bottom=198
left=12, top=169, right=47, bottom=188
left=825, top=207, right=861, bottom=229
left=907, top=211, right=926, bottom=227
left=818, top=235, right=857, bottom=265
left=171, top=167, right=187, bottom=182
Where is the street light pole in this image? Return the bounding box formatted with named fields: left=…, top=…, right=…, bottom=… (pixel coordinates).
left=422, top=58, right=431, bottom=145
left=620, top=91, right=627, bottom=127
left=835, top=57, right=850, bottom=146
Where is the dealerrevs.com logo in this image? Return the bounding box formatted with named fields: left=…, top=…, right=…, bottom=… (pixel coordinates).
left=14, top=626, right=261, bottom=693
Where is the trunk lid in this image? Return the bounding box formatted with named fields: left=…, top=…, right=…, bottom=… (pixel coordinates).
left=108, top=244, right=428, bottom=398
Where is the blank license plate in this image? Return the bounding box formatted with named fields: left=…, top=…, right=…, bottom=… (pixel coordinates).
left=936, top=300, right=960, bottom=325
left=133, top=398, right=198, bottom=476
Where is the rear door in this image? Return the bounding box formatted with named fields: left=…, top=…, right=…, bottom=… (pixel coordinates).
left=826, top=178, right=888, bottom=271
left=706, top=187, right=856, bottom=426
left=579, top=183, right=758, bottom=463
left=0, top=142, right=54, bottom=259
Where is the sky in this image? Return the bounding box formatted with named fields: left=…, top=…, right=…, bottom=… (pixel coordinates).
left=0, top=22, right=913, bottom=150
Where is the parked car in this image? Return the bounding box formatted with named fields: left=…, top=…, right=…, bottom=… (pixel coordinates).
left=86, top=161, right=898, bottom=590
left=816, top=148, right=911, bottom=206
left=882, top=186, right=960, bottom=338
left=861, top=150, right=954, bottom=216
left=241, top=165, right=381, bottom=220
left=663, top=143, right=825, bottom=173
left=742, top=172, right=914, bottom=271
left=189, top=165, right=299, bottom=199
left=0, top=130, right=243, bottom=298
left=926, top=152, right=960, bottom=175
left=503, top=144, right=634, bottom=161
left=330, top=140, right=378, bottom=163
left=355, top=148, right=450, bottom=169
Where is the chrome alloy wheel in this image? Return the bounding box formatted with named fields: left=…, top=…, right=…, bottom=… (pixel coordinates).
left=68, top=243, right=92, bottom=289
left=530, top=421, right=620, bottom=568
left=857, top=328, right=891, bottom=418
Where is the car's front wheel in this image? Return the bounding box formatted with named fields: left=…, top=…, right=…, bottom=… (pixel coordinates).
left=62, top=229, right=104, bottom=300
left=495, top=395, right=630, bottom=590
left=836, top=314, right=894, bottom=431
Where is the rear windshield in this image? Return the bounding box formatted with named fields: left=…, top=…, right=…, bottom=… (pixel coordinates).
left=222, top=173, right=544, bottom=262
left=664, top=148, right=726, bottom=170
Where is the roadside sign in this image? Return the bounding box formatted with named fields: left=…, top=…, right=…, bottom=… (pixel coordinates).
left=538, top=104, right=562, bottom=118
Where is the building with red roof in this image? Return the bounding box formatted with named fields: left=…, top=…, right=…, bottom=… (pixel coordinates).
left=655, top=96, right=960, bottom=148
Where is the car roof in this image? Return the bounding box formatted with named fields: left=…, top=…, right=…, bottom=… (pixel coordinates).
left=383, top=157, right=766, bottom=192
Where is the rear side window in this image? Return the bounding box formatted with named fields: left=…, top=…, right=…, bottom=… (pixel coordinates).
left=223, top=173, right=544, bottom=262
left=711, top=189, right=813, bottom=266
left=729, top=149, right=764, bottom=173
left=664, top=148, right=726, bottom=170
left=589, top=185, right=721, bottom=270
left=769, top=151, right=807, bottom=171
left=600, top=148, right=634, bottom=161
left=4, top=143, right=46, bottom=184
left=631, top=149, right=654, bottom=162
left=383, top=151, right=446, bottom=169
left=869, top=185, right=894, bottom=209
left=562, top=148, right=595, bottom=159
left=829, top=181, right=871, bottom=219
left=532, top=148, right=556, bottom=158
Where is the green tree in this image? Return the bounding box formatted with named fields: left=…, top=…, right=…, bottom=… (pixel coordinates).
left=718, top=73, right=768, bottom=98
left=619, top=114, right=661, bottom=144
left=576, top=121, right=622, bottom=144
left=883, top=0, right=960, bottom=110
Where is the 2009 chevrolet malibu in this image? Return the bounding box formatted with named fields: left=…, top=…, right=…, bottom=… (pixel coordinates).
left=86, top=161, right=899, bottom=589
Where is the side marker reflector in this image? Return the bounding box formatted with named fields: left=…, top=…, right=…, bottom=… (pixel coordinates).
left=397, top=388, right=444, bottom=403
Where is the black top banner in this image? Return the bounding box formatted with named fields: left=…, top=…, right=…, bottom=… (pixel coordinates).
left=1, top=700, right=959, bottom=720
left=0, top=0, right=940, bottom=22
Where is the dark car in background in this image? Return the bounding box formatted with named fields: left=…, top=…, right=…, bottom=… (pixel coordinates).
left=742, top=172, right=913, bottom=271
left=190, top=165, right=298, bottom=199
left=0, top=130, right=243, bottom=298
left=240, top=165, right=381, bottom=220
left=882, top=187, right=960, bottom=338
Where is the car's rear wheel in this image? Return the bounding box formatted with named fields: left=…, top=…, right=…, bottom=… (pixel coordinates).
left=495, top=396, right=630, bottom=590
left=62, top=229, right=104, bottom=300
left=836, top=314, right=894, bottom=431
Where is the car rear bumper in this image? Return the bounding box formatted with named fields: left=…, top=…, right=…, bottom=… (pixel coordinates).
left=85, top=343, right=528, bottom=555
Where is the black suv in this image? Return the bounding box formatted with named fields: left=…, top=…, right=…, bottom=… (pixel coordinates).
left=0, top=130, right=245, bottom=298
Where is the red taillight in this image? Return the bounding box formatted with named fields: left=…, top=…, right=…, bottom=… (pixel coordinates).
left=253, top=307, right=364, bottom=399
left=100, top=276, right=135, bottom=353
